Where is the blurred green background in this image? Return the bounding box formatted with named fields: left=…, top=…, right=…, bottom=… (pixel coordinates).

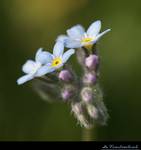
left=0, top=0, right=141, bottom=141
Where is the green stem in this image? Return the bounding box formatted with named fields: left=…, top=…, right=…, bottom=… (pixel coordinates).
left=82, top=127, right=94, bottom=141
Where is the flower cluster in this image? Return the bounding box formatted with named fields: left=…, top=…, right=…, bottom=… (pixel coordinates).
left=17, top=20, right=110, bottom=128
left=17, top=43, right=75, bottom=85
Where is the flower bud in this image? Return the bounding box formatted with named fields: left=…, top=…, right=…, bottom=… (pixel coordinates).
left=58, top=70, right=73, bottom=82
left=71, top=103, right=83, bottom=114
left=81, top=87, right=93, bottom=103
left=72, top=102, right=93, bottom=128
left=87, top=104, right=98, bottom=119
left=85, top=54, right=99, bottom=70
left=61, top=89, right=73, bottom=100
left=83, top=73, right=97, bottom=85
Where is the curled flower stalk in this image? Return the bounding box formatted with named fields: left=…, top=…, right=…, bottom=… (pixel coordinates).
left=70, top=45, right=109, bottom=130
left=17, top=20, right=111, bottom=141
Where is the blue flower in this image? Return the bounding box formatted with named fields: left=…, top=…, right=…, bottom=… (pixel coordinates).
left=57, top=20, right=111, bottom=49
left=17, top=48, right=54, bottom=85
left=17, top=42, right=75, bottom=85
left=42, top=41, right=75, bottom=71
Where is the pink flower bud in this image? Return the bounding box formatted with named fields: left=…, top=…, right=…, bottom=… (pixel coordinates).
left=85, top=54, right=99, bottom=70
left=58, top=70, right=73, bottom=82
left=87, top=105, right=98, bottom=119
left=83, top=73, right=97, bottom=85
left=72, top=103, right=83, bottom=114
left=61, top=89, right=73, bottom=100
left=81, top=87, right=93, bottom=103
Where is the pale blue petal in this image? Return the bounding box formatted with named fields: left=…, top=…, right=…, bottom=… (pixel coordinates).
left=35, top=48, right=53, bottom=64
left=62, top=49, right=75, bottom=63
left=94, top=29, right=111, bottom=42
left=67, top=25, right=85, bottom=39
left=36, top=51, right=53, bottom=64
left=56, top=35, right=68, bottom=43
left=54, top=63, right=63, bottom=69
left=22, top=60, right=36, bottom=74
left=36, top=65, right=55, bottom=77
left=53, top=41, right=64, bottom=57
left=66, top=39, right=82, bottom=48
left=35, top=48, right=43, bottom=58
left=17, top=74, right=34, bottom=85
left=87, top=20, right=101, bottom=37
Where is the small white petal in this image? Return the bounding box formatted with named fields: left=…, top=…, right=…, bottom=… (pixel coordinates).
left=56, top=35, right=68, bottom=43
left=62, top=49, right=75, bottom=63
left=67, top=25, right=85, bottom=39
left=17, top=74, right=33, bottom=85
left=94, top=29, right=111, bottom=42
left=87, top=20, right=101, bottom=37
left=36, top=65, right=55, bottom=77
left=22, top=60, right=36, bottom=74
left=53, top=41, right=64, bottom=57
left=54, top=63, right=64, bottom=69
left=35, top=48, right=53, bottom=64
left=35, top=48, right=43, bottom=58
left=66, top=39, right=82, bottom=48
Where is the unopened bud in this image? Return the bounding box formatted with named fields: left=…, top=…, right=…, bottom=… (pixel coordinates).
left=85, top=54, right=99, bottom=70
left=59, top=70, right=73, bottom=82
left=61, top=89, right=73, bottom=100
left=87, top=104, right=98, bottom=119
left=71, top=103, right=83, bottom=114
left=72, top=102, right=93, bottom=128
left=81, top=87, right=93, bottom=103
left=83, top=73, right=97, bottom=85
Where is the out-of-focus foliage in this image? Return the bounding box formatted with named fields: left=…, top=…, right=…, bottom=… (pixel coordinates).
left=0, top=0, right=141, bottom=140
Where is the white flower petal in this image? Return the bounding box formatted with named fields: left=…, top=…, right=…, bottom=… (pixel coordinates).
left=54, top=63, right=64, bottom=69
left=36, top=50, right=53, bottom=65
left=36, top=65, right=55, bottom=77
left=94, top=29, right=111, bottom=43
left=56, top=35, right=68, bottom=43
left=17, top=74, right=34, bottom=85
left=35, top=48, right=43, bottom=58
left=67, top=25, right=85, bottom=39
left=62, top=49, right=75, bottom=63
left=22, top=60, right=36, bottom=74
left=53, top=41, right=64, bottom=57
left=87, top=20, right=101, bottom=37
left=66, top=39, right=82, bottom=48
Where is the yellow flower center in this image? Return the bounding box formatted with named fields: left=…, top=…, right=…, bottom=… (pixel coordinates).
left=51, top=57, right=62, bottom=67
left=81, top=37, right=94, bottom=50
left=81, top=37, right=93, bottom=43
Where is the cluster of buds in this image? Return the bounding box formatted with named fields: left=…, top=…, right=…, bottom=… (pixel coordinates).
left=17, top=20, right=110, bottom=128
left=71, top=46, right=109, bottom=128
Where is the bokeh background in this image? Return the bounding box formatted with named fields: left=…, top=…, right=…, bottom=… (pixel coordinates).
left=0, top=0, right=141, bottom=141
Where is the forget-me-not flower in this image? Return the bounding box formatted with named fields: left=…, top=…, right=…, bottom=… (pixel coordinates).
left=17, top=48, right=55, bottom=85
left=17, top=42, right=75, bottom=85
left=41, top=41, right=75, bottom=72
left=57, top=20, right=111, bottom=49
